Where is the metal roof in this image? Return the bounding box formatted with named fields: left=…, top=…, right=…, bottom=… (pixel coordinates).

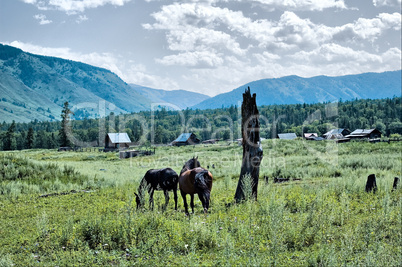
left=304, top=133, right=318, bottom=138
left=107, top=133, right=132, bottom=144
left=173, top=133, right=193, bottom=143
left=278, top=133, right=297, bottom=140
left=349, top=129, right=376, bottom=135
left=323, top=128, right=345, bottom=136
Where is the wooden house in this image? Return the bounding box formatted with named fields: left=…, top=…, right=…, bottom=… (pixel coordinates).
left=323, top=128, right=351, bottom=139
left=345, top=129, right=382, bottom=139
left=171, top=133, right=200, bottom=146
left=304, top=133, right=318, bottom=140
left=105, top=133, right=132, bottom=151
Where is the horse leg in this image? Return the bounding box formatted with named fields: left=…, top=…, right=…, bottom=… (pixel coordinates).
left=149, top=189, right=155, bottom=210
left=180, top=190, right=189, bottom=215
left=173, top=189, right=178, bottom=211
left=197, top=193, right=207, bottom=213
left=163, top=190, right=169, bottom=211
left=190, top=194, right=195, bottom=214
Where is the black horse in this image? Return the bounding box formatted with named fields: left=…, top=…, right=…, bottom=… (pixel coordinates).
left=179, top=157, right=213, bottom=214
left=135, top=168, right=179, bottom=210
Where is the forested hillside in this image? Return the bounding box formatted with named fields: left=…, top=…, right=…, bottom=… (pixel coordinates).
left=0, top=97, right=401, bottom=150
left=0, top=44, right=150, bottom=122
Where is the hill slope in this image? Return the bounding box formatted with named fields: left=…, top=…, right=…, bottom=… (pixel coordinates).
left=193, top=71, right=402, bottom=109
left=130, top=84, right=210, bottom=110
left=0, top=44, right=151, bottom=122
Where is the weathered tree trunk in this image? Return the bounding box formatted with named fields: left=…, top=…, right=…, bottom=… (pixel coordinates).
left=365, top=174, right=377, bottom=193
left=234, top=87, right=263, bottom=202
left=392, top=177, right=399, bottom=191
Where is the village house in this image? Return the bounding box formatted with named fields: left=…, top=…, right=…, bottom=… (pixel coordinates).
left=345, top=129, right=382, bottom=139
left=304, top=133, right=318, bottom=140
left=171, top=133, right=200, bottom=146
left=105, top=133, right=132, bottom=151
left=323, top=128, right=351, bottom=139
left=277, top=133, right=297, bottom=140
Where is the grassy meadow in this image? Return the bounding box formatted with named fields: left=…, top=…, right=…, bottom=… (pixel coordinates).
left=0, top=140, right=401, bottom=266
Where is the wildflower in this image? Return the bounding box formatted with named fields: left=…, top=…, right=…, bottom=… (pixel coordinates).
left=185, top=244, right=188, bottom=249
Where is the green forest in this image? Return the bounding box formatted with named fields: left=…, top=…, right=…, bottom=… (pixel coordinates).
left=0, top=97, right=401, bottom=151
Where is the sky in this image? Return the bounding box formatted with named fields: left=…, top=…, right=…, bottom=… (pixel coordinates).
left=0, top=0, right=401, bottom=97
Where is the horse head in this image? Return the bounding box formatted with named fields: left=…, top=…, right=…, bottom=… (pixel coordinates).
left=134, top=192, right=142, bottom=209
left=181, top=156, right=200, bottom=174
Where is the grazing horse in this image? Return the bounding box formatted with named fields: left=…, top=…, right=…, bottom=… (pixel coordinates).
left=134, top=168, right=179, bottom=210
left=179, top=157, right=213, bottom=214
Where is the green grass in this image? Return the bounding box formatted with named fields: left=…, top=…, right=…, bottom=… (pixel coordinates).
left=0, top=140, right=401, bottom=266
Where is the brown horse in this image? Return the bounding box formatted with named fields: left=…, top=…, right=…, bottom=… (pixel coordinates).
left=179, top=157, right=213, bottom=215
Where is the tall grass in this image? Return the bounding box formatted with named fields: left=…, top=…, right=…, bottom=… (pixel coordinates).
left=0, top=140, right=400, bottom=265
left=0, top=154, right=104, bottom=197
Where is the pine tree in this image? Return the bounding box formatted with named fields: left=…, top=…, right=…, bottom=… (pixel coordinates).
left=59, top=102, right=73, bottom=147
left=27, top=127, right=34, bottom=149
left=4, top=121, right=17, bottom=150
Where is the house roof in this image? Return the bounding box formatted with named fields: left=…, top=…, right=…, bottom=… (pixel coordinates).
left=349, top=129, right=377, bottom=135
left=323, top=128, right=346, bottom=136
left=173, top=133, right=193, bottom=143
left=304, top=133, right=318, bottom=138
left=278, top=133, right=297, bottom=140
left=107, top=133, right=131, bottom=144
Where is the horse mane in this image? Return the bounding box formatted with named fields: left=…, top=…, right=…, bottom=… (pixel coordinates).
left=181, top=156, right=200, bottom=175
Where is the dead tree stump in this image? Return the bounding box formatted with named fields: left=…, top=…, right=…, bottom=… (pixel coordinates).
left=365, top=174, right=377, bottom=193
left=234, top=87, right=263, bottom=202
left=392, top=177, right=399, bottom=191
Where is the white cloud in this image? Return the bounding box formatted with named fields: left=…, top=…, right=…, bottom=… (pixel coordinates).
left=251, top=0, right=347, bottom=11
left=22, top=0, right=133, bottom=14
left=76, top=15, right=88, bottom=23
left=146, top=3, right=401, bottom=54
left=34, top=14, right=52, bottom=25
left=156, top=50, right=224, bottom=68
left=333, top=12, right=402, bottom=42
left=145, top=0, right=348, bottom=11
left=373, top=0, right=402, bottom=7
left=287, top=44, right=401, bottom=76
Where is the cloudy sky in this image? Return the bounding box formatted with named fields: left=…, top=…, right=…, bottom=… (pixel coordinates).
left=0, top=0, right=401, bottom=96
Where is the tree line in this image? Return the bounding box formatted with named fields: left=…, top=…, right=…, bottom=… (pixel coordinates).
left=0, top=97, right=401, bottom=151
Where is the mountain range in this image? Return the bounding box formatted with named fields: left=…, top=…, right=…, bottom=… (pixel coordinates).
left=130, top=84, right=210, bottom=110
left=193, top=70, right=401, bottom=109
left=0, top=44, right=401, bottom=123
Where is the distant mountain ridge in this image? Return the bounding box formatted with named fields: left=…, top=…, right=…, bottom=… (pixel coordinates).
left=0, top=44, right=209, bottom=123
left=1, top=44, right=401, bottom=123
left=193, top=71, right=402, bottom=110
left=0, top=44, right=152, bottom=122
left=130, top=84, right=210, bottom=110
